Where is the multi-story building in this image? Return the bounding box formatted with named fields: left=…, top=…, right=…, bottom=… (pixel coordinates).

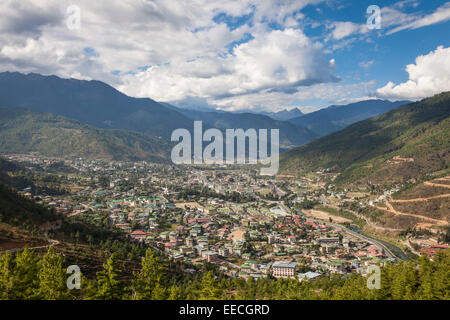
left=272, top=261, right=297, bottom=278
left=218, top=247, right=230, bottom=257
left=204, top=251, right=219, bottom=262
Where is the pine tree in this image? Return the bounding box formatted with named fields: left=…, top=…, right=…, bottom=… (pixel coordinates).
left=375, top=263, right=393, bottom=299
left=198, top=271, right=222, bottom=300
left=417, top=255, right=435, bottom=299
left=76, top=274, right=97, bottom=300
left=133, top=249, right=167, bottom=300
left=13, top=247, right=40, bottom=299
left=0, top=251, right=14, bottom=299
left=95, top=253, right=124, bottom=300
left=431, top=251, right=450, bottom=299
left=36, top=246, right=69, bottom=299
left=167, top=285, right=184, bottom=300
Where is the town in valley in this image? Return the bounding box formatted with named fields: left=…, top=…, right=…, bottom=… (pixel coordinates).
left=6, top=153, right=448, bottom=282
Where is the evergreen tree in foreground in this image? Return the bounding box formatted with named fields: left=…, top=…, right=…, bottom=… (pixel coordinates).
left=36, top=246, right=69, bottom=299
left=133, top=249, right=168, bottom=300
left=95, top=253, right=124, bottom=300
left=0, top=247, right=448, bottom=300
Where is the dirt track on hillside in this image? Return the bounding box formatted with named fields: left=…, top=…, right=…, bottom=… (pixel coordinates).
left=376, top=202, right=448, bottom=227
left=424, top=181, right=450, bottom=189
left=391, top=193, right=450, bottom=202
left=4, top=238, right=60, bottom=252
left=317, top=205, right=404, bottom=232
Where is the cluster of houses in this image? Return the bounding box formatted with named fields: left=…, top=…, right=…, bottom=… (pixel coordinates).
left=9, top=155, right=412, bottom=281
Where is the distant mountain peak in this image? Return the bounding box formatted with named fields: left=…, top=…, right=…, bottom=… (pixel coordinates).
left=261, top=107, right=304, bottom=121
left=288, top=99, right=412, bottom=137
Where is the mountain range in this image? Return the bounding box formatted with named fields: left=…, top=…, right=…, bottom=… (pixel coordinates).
left=0, top=72, right=193, bottom=139
left=0, top=72, right=415, bottom=150
left=280, top=91, right=450, bottom=187
left=288, top=99, right=411, bottom=136
left=1, top=71, right=447, bottom=169
left=0, top=72, right=317, bottom=148
left=164, top=104, right=317, bottom=148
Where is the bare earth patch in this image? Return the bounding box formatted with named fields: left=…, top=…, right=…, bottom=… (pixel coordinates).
left=304, top=209, right=352, bottom=224
left=229, top=229, right=246, bottom=242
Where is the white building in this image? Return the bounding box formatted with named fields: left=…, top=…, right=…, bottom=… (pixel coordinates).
left=272, top=261, right=297, bottom=278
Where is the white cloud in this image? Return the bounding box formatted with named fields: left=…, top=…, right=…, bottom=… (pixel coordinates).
left=387, top=2, right=450, bottom=35
left=380, top=7, right=417, bottom=29
left=210, top=80, right=375, bottom=112
left=392, top=0, right=419, bottom=9
left=325, top=2, right=450, bottom=47
left=3, top=0, right=446, bottom=112
left=376, top=46, right=450, bottom=100
left=328, top=21, right=368, bottom=40
left=358, top=60, right=374, bottom=69
left=119, top=27, right=338, bottom=107
left=0, top=1, right=253, bottom=78
left=0, top=0, right=345, bottom=111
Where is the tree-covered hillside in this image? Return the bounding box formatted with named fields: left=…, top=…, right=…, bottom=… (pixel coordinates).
left=0, top=183, right=58, bottom=230
left=0, top=108, right=172, bottom=163
left=0, top=72, right=193, bottom=139
left=0, top=245, right=448, bottom=300
left=280, top=92, right=450, bottom=187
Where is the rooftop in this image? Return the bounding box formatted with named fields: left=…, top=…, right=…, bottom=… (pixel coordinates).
left=272, top=261, right=297, bottom=268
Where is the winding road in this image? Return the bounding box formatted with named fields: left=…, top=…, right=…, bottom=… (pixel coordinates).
left=302, top=214, right=399, bottom=260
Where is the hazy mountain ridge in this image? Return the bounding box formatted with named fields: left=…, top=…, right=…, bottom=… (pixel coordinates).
left=0, top=72, right=318, bottom=149
left=288, top=99, right=411, bottom=136
left=165, top=105, right=317, bottom=149
left=261, top=108, right=304, bottom=121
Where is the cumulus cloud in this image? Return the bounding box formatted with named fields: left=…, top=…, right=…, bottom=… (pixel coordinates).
left=0, top=0, right=63, bottom=38
left=1, top=0, right=446, bottom=112
left=210, top=80, right=375, bottom=112
left=119, top=28, right=338, bottom=107
left=0, top=1, right=252, bottom=77
left=0, top=0, right=343, bottom=111
left=375, top=46, right=450, bottom=100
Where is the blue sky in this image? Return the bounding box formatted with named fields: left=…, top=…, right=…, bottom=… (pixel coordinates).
left=1, top=0, right=449, bottom=112
left=303, top=0, right=450, bottom=107
left=244, top=0, right=450, bottom=109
